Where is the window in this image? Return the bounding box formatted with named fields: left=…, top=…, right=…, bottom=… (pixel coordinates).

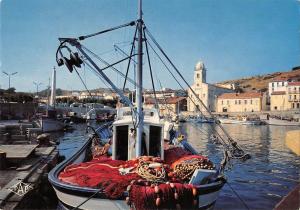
left=289, top=95, right=292, bottom=100
left=282, top=82, right=284, bottom=86
left=238, top=100, right=241, bottom=104
left=197, top=83, right=199, bottom=87
left=197, top=74, right=200, bottom=78
left=235, top=100, right=237, bottom=105
left=277, top=82, right=279, bottom=86
left=294, top=95, right=297, bottom=99
left=292, top=103, right=295, bottom=109
left=250, top=100, right=253, bottom=104
left=227, top=100, right=229, bottom=105
left=297, top=103, right=300, bottom=109
left=244, top=100, right=247, bottom=104
left=221, top=100, right=223, bottom=105
left=272, top=83, right=274, bottom=87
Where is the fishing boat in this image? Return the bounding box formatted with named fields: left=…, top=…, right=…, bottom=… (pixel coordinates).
left=49, top=1, right=249, bottom=209
left=219, top=116, right=261, bottom=125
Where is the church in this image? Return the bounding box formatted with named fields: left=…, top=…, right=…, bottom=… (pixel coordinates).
left=187, top=61, right=234, bottom=112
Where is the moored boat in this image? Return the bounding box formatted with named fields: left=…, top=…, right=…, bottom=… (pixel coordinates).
left=49, top=1, right=249, bottom=208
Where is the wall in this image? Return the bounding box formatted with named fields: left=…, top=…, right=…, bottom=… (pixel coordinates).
left=0, top=103, right=38, bottom=120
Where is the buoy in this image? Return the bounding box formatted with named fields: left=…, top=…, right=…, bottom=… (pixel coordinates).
left=154, top=185, right=160, bottom=193
left=125, top=197, right=130, bottom=204
left=156, top=197, right=161, bottom=206
left=174, top=192, right=179, bottom=200
left=126, top=185, right=131, bottom=192
left=192, top=188, right=197, bottom=196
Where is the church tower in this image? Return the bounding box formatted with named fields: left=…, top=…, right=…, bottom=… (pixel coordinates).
left=194, top=61, right=207, bottom=84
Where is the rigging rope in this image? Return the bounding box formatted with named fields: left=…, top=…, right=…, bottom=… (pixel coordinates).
left=144, top=27, right=250, bottom=164
left=143, top=27, right=158, bottom=109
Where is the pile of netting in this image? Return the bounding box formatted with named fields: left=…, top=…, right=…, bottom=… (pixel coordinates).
left=58, top=146, right=215, bottom=208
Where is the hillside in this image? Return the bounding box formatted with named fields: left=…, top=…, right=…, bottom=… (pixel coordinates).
left=215, top=67, right=300, bottom=93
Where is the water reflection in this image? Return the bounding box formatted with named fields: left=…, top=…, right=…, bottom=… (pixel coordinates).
left=181, top=123, right=300, bottom=210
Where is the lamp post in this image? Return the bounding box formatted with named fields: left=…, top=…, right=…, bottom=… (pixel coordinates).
left=2, top=71, right=18, bottom=89
left=33, top=82, right=42, bottom=98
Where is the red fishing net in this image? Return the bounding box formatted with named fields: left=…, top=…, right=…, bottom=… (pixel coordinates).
left=58, top=147, right=209, bottom=208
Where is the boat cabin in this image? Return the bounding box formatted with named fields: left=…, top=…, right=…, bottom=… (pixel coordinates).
left=112, top=107, right=164, bottom=160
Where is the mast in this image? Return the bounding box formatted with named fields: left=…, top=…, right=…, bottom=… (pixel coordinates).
left=136, top=0, right=143, bottom=157
left=50, top=66, right=56, bottom=108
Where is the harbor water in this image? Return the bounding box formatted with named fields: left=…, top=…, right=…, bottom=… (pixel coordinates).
left=56, top=122, right=300, bottom=210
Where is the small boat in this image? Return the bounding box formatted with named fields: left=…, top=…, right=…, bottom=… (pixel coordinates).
left=219, top=116, right=261, bottom=125
left=265, top=118, right=300, bottom=126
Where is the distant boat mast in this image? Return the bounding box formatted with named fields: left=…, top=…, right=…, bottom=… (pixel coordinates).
left=50, top=66, right=56, bottom=108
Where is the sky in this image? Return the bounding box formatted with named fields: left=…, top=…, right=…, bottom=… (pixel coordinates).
left=1, top=0, right=299, bottom=93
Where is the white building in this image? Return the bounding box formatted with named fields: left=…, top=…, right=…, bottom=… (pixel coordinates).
left=187, top=61, right=233, bottom=112
left=268, top=79, right=288, bottom=97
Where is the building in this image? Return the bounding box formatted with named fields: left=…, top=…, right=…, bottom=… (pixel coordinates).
left=270, top=91, right=288, bottom=111
left=144, top=89, right=186, bottom=99
left=187, top=61, right=234, bottom=112
left=144, top=96, right=187, bottom=116
left=287, top=82, right=300, bottom=109
left=268, top=79, right=288, bottom=97
left=270, top=81, right=300, bottom=111
left=217, top=92, right=267, bottom=113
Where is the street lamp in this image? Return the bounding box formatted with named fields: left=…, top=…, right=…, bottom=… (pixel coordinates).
left=33, top=82, right=42, bottom=98
left=2, top=71, right=18, bottom=89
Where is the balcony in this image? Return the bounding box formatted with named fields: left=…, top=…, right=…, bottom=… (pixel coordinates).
left=288, top=90, right=300, bottom=94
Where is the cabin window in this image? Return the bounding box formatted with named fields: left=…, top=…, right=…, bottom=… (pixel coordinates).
left=149, top=126, right=161, bottom=157
left=115, top=125, right=128, bottom=160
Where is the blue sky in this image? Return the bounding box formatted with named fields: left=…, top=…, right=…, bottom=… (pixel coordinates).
left=1, top=0, right=299, bottom=92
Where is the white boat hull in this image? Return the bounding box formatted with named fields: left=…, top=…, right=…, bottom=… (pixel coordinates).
left=265, top=118, right=300, bottom=126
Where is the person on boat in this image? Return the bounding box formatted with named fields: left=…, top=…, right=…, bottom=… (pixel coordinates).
left=129, top=128, right=136, bottom=159
left=169, top=124, right=176, bottom=145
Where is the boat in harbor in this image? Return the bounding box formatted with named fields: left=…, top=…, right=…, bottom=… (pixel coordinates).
left=260, top=114, right=300, bottom=126
left=48, top=1, right=249, bottom=209
left=219, top=116, right=262, bottom=125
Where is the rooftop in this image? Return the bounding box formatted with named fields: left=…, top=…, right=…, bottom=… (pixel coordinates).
left=288, top=82, right=300, bottom=86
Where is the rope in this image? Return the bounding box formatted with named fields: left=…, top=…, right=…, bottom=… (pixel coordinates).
left=137, top=160, right=166, bottom=182
left=143, top=27, right=158, bottom=109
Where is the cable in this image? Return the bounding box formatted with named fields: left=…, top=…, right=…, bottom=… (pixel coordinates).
left=78, top=21, right=136, bottom=40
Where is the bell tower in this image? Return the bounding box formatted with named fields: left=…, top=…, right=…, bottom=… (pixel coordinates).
left=194, top=61, right=206, bottom=84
